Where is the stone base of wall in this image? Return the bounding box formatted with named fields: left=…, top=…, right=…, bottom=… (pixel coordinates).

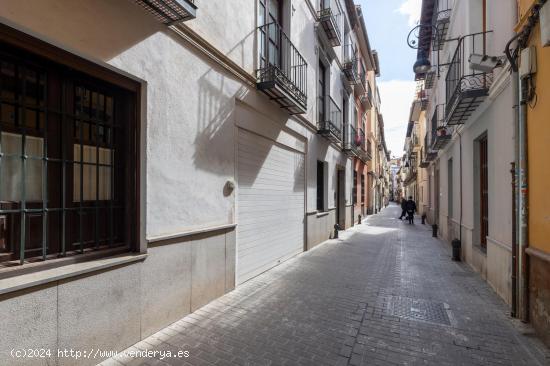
left=0, top=228, right=236, bottom=366
left=306, top=210, right=336, bottom=251
left=486, top=237, right=512, bottom=305
left=529, top=251, right=550, bottom=348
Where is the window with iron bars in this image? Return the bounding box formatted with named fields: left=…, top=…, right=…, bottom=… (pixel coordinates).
left=0, top=43, right=137, bottom=268
left=353, top=170, right=357, bottom=205
left=361, top=174, right=365, bottom=204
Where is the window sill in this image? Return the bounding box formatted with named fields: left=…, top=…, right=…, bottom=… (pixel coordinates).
left=0, top=253, right=147, bottom=296
left=316, top=211, right=329, bottom=218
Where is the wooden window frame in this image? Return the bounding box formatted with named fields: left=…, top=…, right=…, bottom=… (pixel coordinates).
left=0, top=24, right=141, bottom=272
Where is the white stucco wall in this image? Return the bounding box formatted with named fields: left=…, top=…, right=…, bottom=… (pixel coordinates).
left=0, top=0, right=357, bottom=239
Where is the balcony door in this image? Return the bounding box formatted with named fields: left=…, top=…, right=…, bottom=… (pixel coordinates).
left=318, top=61, right=326, bottom=123
left=259, top=0, right=282, bottom=69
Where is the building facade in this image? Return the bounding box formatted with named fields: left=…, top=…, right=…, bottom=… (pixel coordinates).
left=515, top=0, right=550, bottom=348
left=0, top=0, right=386, bottom=364
left=413, top=0, right=517, bottom=309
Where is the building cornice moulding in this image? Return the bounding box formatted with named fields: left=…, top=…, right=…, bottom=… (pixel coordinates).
left=171, top=24, right=319, bottom=134
left=170, top=24, right=255, bottom=87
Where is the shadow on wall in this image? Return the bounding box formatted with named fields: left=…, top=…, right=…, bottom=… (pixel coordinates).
left=0, top=0, right=164, bottom=61
left=306, top=138, right=330, bottom=197
left=191, top=26, right=307, bottom=193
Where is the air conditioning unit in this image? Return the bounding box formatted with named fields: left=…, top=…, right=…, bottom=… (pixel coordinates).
left=541, top=0, right=550, bottom=47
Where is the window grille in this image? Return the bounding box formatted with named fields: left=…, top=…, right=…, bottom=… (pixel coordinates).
left=0, top=47, right=133, bottom=267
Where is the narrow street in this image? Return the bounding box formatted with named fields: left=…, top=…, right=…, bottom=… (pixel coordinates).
left=103, top=204, right=549, bottom=366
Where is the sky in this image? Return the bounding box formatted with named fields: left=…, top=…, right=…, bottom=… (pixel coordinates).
left=358, top=0, right=421, bottom=157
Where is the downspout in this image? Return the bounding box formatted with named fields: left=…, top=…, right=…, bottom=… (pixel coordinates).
left=505, top=28, right=528, bottom=322
left=518, top=74, right=529, bottom=323
left=505, top=32, right=521, bottom=318
left=457, top=129, right=463, bottom=245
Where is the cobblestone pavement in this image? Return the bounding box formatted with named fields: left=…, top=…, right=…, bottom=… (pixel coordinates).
left=102, top=204, right=550, bottom=366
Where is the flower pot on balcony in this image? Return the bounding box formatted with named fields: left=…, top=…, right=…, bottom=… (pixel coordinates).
left=436, top=127, right=449, bottom=137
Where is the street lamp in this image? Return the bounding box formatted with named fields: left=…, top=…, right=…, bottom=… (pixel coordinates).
left=407, top=23, right=441, bottom=78
left=413, top=50, right=432, bottom=74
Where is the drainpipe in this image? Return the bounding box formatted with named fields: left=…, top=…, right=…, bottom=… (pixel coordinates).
left=511, top=161, right=517, bottom=318
left=505, top=30, right=528, bottom=322
left=518, top=75, right=529, bottom=323
left=455, top=129, right=463, bottom=245
left=505, top=31, right=521, bottom=319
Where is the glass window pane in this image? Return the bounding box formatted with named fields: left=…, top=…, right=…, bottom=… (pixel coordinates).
left=0, top=62, right=17, bottom=101
left=73, top=144, right=101, bottom=201
left=259, top=3, right=265, bottom=25
left=91, top=92, right=98, bottom=119
left=105, top=96, right=113, bottom=122
left=1, top=156, right=21, bottom=202
left=98, top=94, right=105, bottom=121
left=24, top=69, right=38, bottom=106
left=25, top=157, right=43, bottom=202
left=22, top=108, right=38, bottom=129
left=0, top=103, right=16, bottom=125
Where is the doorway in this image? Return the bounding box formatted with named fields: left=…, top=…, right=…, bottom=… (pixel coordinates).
left=336, top=168, right=346, bottom=228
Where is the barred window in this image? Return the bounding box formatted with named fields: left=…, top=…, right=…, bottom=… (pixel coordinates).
left=0, top=43, right=137, bottom=268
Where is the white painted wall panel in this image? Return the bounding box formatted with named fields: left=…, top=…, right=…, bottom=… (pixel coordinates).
left=237, top=129, right=304, bottom=284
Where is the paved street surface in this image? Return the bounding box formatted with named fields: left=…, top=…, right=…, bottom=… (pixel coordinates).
left=102, top=204, right=550, bottom=366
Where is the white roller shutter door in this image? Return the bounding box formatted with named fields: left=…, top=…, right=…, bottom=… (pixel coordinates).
left=236, top=128, right=305, bottom=284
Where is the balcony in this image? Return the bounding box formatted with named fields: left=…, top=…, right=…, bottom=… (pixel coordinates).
left=424, top=68, right=436, bottom=89
left=359, top=82, right=373, bottom=109
left=134, top=0, right=197, bottom=24
left=417, top=88, right=428, bottom=111
left=343, top=124, right=360, bottom=157
left=358, top=129, right=372, bottom=162
left=257, top=22, right=308, bottom=115
left=431, top=104, right=452, bottom=150
left=445, top=32, right=494, bottom=125
left=432, top=0, right=452, bottom=51
left=355, top=67, right=367, bottom=96
left=318, top=0, right=342, bottom=47
left=342, top=44, right=360, bottom=85
left=317, top=96, right=342, bottom=143
left=422, top=133, right=438, bottom=166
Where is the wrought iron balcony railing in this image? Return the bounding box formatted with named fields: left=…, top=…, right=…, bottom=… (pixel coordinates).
left=432, top=0, right=452, bottom=51
left=431, top=104, right=452, bottom=150
left=422, top=133, right=438, bottom=166
left=358, top=128, right=372, bottom=162
left=424, top=67, right=436, bottom=89
left=317, top=95, right=342, bottom=142
left=366, top=82, right=374, bottom=108
left=257, top=22, right=308, bottom=115
left=319, top=0, right=342, bottom=47
left=134, top=0, right=197, bottom=24
left=342, top=44, right=360, bottom=85
left=343, top=124, right=360, bottom=157
left=445, top=31, right=494, bottom=125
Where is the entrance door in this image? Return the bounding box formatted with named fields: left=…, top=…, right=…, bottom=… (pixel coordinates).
left=435, top=167, right=440, bottom=226
left=336, top=169, right=346, bottom=228
left=479, top=136, right=488, bottom=248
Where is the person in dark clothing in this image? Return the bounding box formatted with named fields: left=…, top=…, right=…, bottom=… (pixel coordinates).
left=399, top=197, right=407, bottom=219
left=405, top=196, right=417, bottom=224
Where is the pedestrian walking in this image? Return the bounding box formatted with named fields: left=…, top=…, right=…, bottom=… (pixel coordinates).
left=399, top=197, right=407, bottom=219
left=405, top=196, right=417, bottom=224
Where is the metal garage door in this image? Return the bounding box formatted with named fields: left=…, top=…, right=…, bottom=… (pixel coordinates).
left=236, top=128, right=305, bottom=284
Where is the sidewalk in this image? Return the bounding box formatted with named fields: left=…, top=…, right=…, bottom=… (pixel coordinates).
left=100, top=204, right=550, bottom=366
